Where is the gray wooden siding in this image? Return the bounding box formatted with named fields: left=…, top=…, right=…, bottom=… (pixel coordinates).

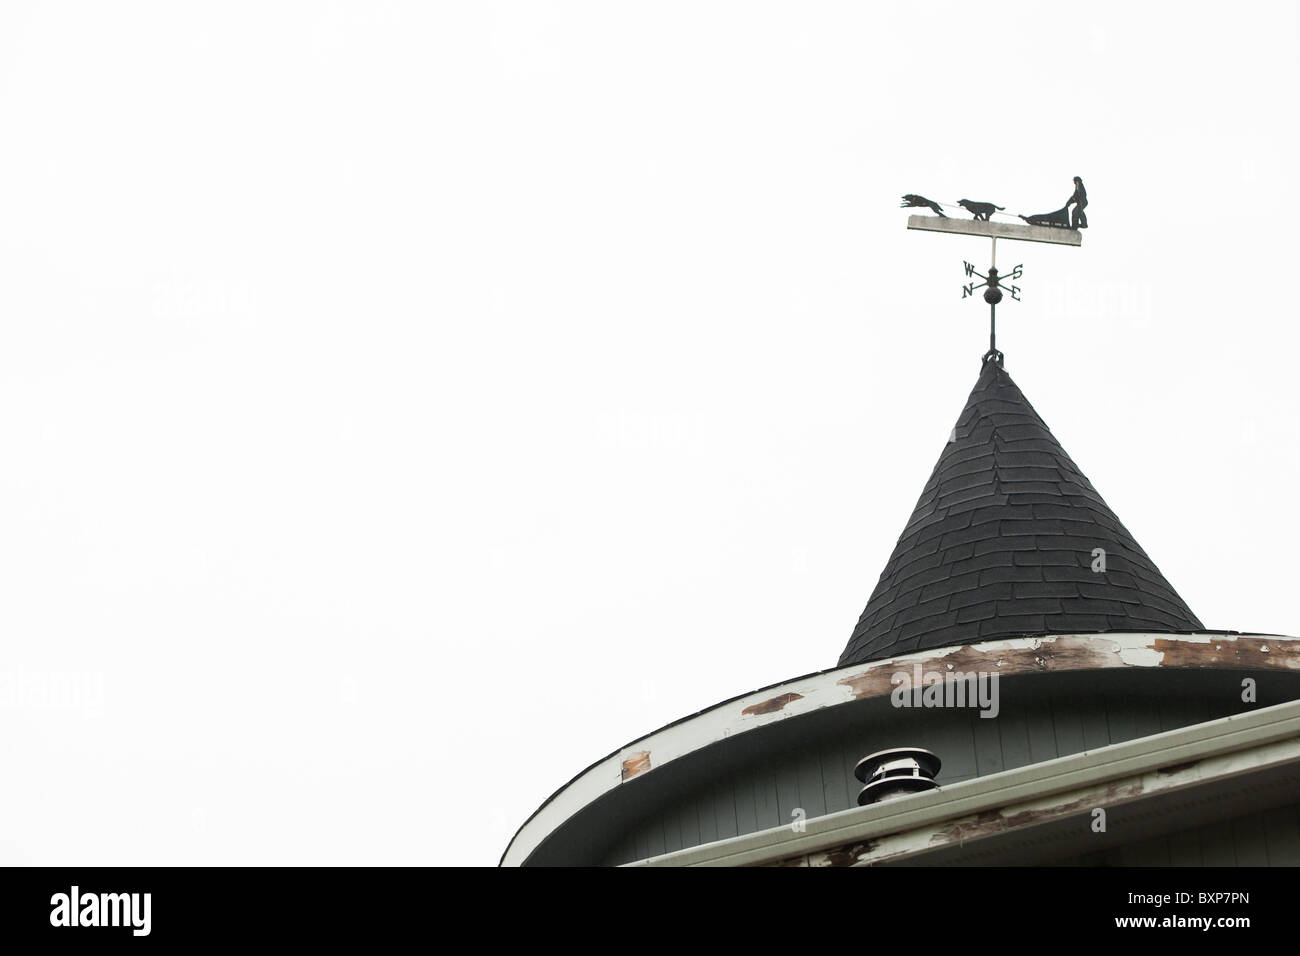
left=601, top=690, right=1244, bottom=866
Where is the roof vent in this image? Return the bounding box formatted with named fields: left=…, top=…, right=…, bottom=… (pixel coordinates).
left=854, top=748, right=941, bottom=806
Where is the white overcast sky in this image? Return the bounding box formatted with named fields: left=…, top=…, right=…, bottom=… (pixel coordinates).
left=1, top=2, right=1297, bottom=866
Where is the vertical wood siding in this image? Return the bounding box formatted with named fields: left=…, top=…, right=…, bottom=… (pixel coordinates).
left=601, top=691, right=1246, bottom=865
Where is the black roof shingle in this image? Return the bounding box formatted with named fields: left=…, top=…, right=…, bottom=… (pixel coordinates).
left=838, top=358, right=1202, bottom=667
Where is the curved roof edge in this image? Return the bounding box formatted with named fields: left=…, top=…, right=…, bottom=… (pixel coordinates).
left=501, top=630, right=1296, bottom=866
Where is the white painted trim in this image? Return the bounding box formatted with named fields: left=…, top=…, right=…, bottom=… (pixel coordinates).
left=501, top=632, right=1299, bottom=866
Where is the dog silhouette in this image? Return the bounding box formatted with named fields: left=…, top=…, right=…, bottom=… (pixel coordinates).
left=900, top=194, right=946, bottom=217
left=957, top=199, right=1003, bottom=221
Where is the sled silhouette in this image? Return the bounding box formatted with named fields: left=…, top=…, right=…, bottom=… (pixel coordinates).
left=1019, top=206, right=1073, bottom=229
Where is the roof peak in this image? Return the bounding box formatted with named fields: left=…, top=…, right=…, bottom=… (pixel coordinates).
left=838, top=361, right=1201, bottom=667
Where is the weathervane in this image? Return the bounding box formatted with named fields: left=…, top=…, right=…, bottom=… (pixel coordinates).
left=961, top=258, right=1021, bottom=367
left=899, top=177, right=1087, bottom=366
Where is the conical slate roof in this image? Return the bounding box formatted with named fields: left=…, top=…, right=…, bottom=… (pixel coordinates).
left=839, top=357, right=1202, bottom=667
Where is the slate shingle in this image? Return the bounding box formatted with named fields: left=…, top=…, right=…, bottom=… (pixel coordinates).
left=838, top=358, right=1203, bottom=667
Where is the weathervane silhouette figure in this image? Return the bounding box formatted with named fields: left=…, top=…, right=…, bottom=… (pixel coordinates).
left=957, top=199, right=1004, bottom=221
left=900, top=194, right=945, bottom=217
left=898, top=177, right=1086, bottom=365
left=1020, top=176, right=1091, bottom=229
left=1066, top=176, right=1088, bottom=229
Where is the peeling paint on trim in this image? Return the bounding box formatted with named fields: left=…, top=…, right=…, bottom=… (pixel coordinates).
left=785, top=736, right=1299, bottom=868
left=502, top=632, right=1300, bottom=866
left=742, top=692, right=804, bottom=716
left=634, top=703, right=1300, bottom=868
left=620, top=751, right=651, bottom=781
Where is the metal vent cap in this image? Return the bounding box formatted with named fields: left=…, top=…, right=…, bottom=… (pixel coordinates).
left=854, top=747, right=941, bottom=806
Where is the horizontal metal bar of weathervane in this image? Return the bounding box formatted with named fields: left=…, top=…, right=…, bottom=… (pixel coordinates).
left=907, top=215, right=1082, bottom=246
